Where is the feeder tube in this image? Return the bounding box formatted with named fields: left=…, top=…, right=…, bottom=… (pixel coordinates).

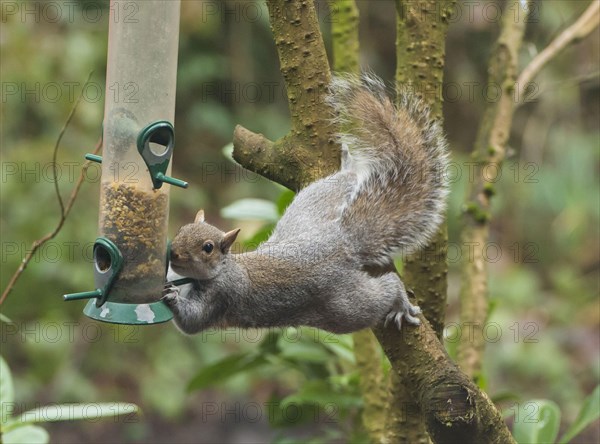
left=97, top=0, right=181, bottom=303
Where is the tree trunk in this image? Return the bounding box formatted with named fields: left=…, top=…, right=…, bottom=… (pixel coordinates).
left=457, top=0, right=529, bottom=380
left=232, top=0, right=516, bottom=442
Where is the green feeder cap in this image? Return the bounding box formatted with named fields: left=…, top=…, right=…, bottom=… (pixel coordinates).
left=83, top=300, right=173, bottom=325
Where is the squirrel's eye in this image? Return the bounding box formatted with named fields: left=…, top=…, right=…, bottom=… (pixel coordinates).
left=202, top=242, right=214, bottom=254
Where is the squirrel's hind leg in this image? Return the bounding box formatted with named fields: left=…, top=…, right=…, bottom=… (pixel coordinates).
left=380, top=275, right=421, bottom=330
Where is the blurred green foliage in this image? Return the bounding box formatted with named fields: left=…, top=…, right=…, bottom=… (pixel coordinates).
left=1, top=353, right=139, bottom=444
left=509, top=388, right=600, bottom=444
left=1, top=0, right=598, bottom=442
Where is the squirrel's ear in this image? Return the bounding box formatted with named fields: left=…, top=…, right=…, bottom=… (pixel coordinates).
left=194, top=209, right=205, bottom=224
left=221, top=228, right=240, bottom=253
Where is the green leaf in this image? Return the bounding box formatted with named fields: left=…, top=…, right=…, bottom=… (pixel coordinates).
left=273, top=428, right=342, bottom=443
left=476, top=371, right=487, bottom=391
left=492, top=391, right=521, bottom=405
left=278, top=340, right=331, bottom=364
left=258, top=330, right=282, bottom=355
left=281, top=380, right=362, bottom=410
left=1, top=355, right=15, bottom=424
left=221, top=198, right=279, bottom=222
left=9, top=403, right=139, bottom=427
left=513, top=399, right=560, bottom=444
left=243, top=223, right=275, bottom=248
left=3, top=424, right=49, bottom=444
left=187, top=353, right=267, bottom=392
left=268, top=401, right=321, bottom=428
left=322, top=336, right=355, bottom=364
left=276, top=189, right=296, bottom=215
left=558, top=385, right=600, bottom=443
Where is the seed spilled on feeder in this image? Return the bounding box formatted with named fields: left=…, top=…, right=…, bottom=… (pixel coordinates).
left=99, top=182, right=168, bottom=303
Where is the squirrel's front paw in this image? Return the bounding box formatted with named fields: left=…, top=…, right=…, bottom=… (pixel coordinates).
left=162, top=283, right=180, bottom=305
left=385, top=302, right=421, bottom=330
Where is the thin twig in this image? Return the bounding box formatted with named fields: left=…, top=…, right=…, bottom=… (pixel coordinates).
left=51, top=71, right=93, bottom=217
left=0, top=73, right=99, bottom=306
left=517, top=1, right=599, bottom=103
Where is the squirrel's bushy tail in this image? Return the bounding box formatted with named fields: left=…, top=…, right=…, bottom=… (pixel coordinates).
left=329, top=74, right=449, bottom=265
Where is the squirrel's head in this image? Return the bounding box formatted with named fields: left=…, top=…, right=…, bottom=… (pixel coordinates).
left=170, top=209, right=240, bottom=280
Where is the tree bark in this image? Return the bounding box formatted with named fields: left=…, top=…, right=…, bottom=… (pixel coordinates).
left=373, top=319, right=516, bottom=444
left=353, top=329, right=389, bottom=443
left=327, top=2, right=390, bottom=442
left=383, top=1, right=456, bottom=441
left=457, top=0, right=529, bottom=380
left=232, top=0, right=339, bottom=191
left=232, top=0, right=515, bottom=442
left=395, top=0, right=454, bottom=345
left=329, top=0, right=360, bottom=74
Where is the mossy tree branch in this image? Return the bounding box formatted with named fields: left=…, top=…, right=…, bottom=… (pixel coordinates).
left=232, top=0, right=514, bottom=441
left=395, top=0, right=455, bottom=342
left=380, top=1, right=456, bottom=442
left=327, top=1, right=389, bottom=442
left=373, top=319, right=516, bottom=444
left=457, top=0, right=598, bottom=380
left=232, top=0, right=340, bottom=191
left=329, top=0, right=359, bottom=74
left=353, top=329, right=389, bottom=443
left=457, top=0, right=529, bottom=380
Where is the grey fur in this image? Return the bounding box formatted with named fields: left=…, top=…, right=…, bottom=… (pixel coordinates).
left=163, top=74, right=449, bottom=335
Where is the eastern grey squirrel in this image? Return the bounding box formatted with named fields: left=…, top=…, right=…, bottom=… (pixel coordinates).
left=163, top=74, right=449, bottom=335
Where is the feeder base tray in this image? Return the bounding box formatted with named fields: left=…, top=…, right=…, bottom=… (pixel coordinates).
left=83, top=300, right=173, bottom=325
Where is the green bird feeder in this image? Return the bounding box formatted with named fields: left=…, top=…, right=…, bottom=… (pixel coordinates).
left=64, top=0, right=185, bottom=325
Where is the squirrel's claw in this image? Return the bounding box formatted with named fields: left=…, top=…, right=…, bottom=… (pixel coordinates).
left=162, top=283, right=180, bottom=303
left=408, top=304, right=421, bottom=317
left=384, top=311, right=399, bottom=329
left=385, top=303, right=421, bottom=330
